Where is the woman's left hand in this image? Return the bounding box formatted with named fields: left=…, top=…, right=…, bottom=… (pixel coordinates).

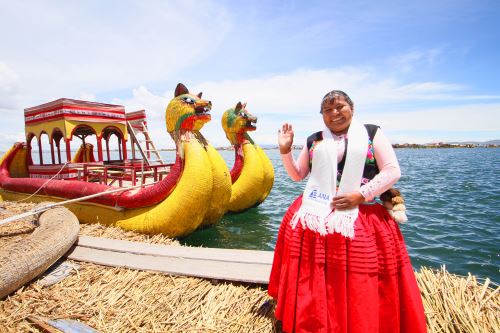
left=331, top=192, right=365, bottom=210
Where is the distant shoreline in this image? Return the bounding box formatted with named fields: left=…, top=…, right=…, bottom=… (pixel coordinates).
left=392, top=143, right=499, bottom=149
left=155, top=144, right=499, bottom=151
left=1, top=145, right=497, bottom=156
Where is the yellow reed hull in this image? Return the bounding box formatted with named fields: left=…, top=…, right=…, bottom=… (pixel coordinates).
left=255, top=146, right=274, bottom=204
left=200, top=144, right=232, bottom=227
left=228, top=143, right=265, bottom=212
left=0, top=140, right=213, bottom=238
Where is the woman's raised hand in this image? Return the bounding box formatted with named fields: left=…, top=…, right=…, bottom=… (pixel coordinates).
left=278, top=123, right=294, bottom=154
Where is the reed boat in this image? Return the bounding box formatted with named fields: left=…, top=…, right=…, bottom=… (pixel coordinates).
left=221, top=102, right=274, bottom=212
left=0, top=206, right=80, bottom=299
left=0, top=84, right=232, bottom=237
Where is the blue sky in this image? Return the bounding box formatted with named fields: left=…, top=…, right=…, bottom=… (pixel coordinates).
left=0, top=0, right=499, bottom=149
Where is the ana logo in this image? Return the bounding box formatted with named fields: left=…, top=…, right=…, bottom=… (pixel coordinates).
left=308, top=189, right=330, bottom=203
left=318, top=192, right=330, bottom=201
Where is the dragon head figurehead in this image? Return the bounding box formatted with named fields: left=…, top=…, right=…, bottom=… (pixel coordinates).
left=221, top=102, right=257, bottom=145
left=166, top=83, right=212, bottom=137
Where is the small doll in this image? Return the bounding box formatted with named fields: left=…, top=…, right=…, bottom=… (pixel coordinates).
left=380, top=188, right=408, bottom=223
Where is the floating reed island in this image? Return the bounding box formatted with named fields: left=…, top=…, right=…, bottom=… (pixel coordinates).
left=0, top=201, right=499, bottom=333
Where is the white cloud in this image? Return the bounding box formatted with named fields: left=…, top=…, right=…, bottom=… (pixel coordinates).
left=79, top=92, right=96, bottom=101
left=0, top=62, right=22, bottom=112
left=113, top=68, right=499, bottom=148
left=0, top=132, right=25, bottom=152
left=0, top=1, right=231, bottom=110
left=113, top=86, right=169, bottom=119
left=388, top=48, right=444, bottom=73
left=112, top=86, right=172, bottom=148
left=0, top=2, right=497, bottom=151
left=3, top=66, right=496, bottom=150
left=362, top=103, right=500, bottom=132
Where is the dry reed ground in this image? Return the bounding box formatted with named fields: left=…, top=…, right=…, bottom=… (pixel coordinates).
left=0, top=201, right=498, bottom=332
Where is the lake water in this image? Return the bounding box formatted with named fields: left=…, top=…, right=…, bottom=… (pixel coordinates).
left=178, top=148, right=500, bottom=283
left=9, top=146, right=499, bottom=283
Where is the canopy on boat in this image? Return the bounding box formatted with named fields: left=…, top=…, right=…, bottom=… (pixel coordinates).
left=24, top=98, right=148, bottom=164
left=24, top=98, right=129, bottom=142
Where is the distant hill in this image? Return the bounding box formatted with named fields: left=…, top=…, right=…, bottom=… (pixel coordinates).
left=446, top=140, right=500, bottom=145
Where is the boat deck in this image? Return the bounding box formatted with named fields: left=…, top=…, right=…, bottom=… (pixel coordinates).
left=28, top=161, right=173, bottom=187
left=67, top=236, right=273, bottom=284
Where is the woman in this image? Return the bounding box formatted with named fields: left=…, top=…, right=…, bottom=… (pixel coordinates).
left=268, top=90, right=427, bottom=332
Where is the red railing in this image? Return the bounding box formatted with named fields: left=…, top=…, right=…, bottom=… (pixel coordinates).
left=81, top=163, right=174, bottom=186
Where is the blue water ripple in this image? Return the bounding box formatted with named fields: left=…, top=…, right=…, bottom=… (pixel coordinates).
left=178, top=148, right=500, bottom=283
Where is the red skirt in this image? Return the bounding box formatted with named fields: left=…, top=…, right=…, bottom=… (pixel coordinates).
left=268, top=196, right=427, bottom=333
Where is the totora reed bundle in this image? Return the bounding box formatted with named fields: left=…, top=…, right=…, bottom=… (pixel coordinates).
left=0, top=202, right=499, bottom=332
left=416, top=266, right=499, bottom=333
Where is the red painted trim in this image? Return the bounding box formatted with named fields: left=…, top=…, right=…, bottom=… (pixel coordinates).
left=27, top=170, right=77, bottom=175
left=57, top=145, right=62, bottom=164
left=97, top=137, right=103, bottom=161
left=106, top=139, right=110, bottom=161
left=28, top=164, right=81, bottom=171
left=38, top=137, right=43, bottom=165
left=26, top=110, right=126, bottom=120
left=125, top=110, right=146, bottom=116
left=118, top=139, right=123, bottom=160
left=122, top=139, right=127, bottom=160
left=50, top=141, right=55, bottom=164
left=0, top=143, right=183, bottom=209
left=65, top=139, right=71, bottom=161
left=26, top=113, right=126, bottom=125
left=230, top=145, right=244, bottom=183
left=25, top=98, right=123, bottom=111
left=26, top=137, right=34, bottom=166
left=25, top=104, right=125, bottom=116
left=25, top=98, right=124, bottom=113
left=126, top=115, right=147, bottom=121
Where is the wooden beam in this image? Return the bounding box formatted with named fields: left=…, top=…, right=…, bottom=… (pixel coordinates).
left=67, top=236, right=273, bottom=284
left=76, top=236, right=273, bottom=264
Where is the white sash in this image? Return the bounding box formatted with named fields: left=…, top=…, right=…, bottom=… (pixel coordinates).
left=290, top=118, right=368, bottom=238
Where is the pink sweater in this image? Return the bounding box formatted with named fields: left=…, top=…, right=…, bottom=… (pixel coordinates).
left=281, top=129, right=401, bottom=200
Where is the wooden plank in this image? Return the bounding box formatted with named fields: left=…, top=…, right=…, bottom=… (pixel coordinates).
left=76, top=236, right=274, bottom=264
left=66, top=246, right=271, bottom=284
